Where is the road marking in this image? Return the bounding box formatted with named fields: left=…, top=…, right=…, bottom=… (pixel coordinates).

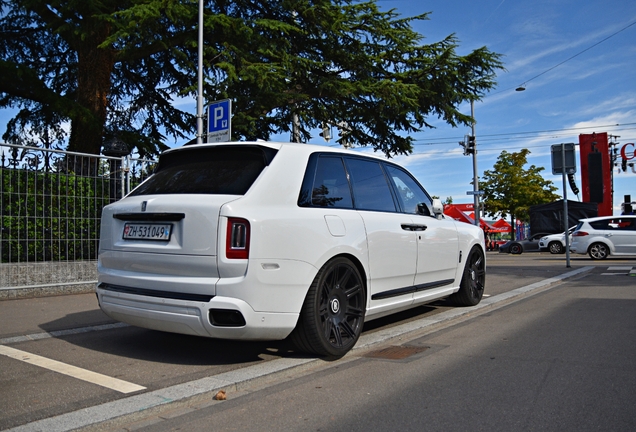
left=0, top=322, right=128, bottom=346
left=0, top=345, right=146, bottom=394
left=602, top=266, right=634, bottom=276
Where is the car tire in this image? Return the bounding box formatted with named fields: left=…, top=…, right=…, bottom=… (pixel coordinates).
left=588, top=242, right=609, bottom=260
left=449, top=246, right=486, bottom=306
left=290, top=257, right=366, bottom=357
left=548, top=241, right=564, bottom=254
left=510, top=243, right=523, bottom=254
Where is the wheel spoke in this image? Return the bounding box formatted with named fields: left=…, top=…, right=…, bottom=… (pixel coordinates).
left=332, top=323, right=343, bottom=347
left=319, top=303, right=329, bottom=317
left=339, top=320, right=356, bottom=339
left=344, top=283, right=361, bottom=299
left=345, top=305, right=363, bottom=318
left=323, top=317, right=335, bottom=340
left=336, top=266, right=352, bottom=288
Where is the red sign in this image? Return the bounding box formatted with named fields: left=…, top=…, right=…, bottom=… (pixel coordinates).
left=621, top=143, right=635, bottom=161
left=578, top=133, right=612, bottom=216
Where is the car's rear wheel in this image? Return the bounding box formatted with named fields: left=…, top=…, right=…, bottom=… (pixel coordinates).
left=449, top=246, right=485, bottom=306
left=510, top=243, right=523, bottom=254
left=588, top=242, right=609, bottom=260
left=291, top=257, right=366, bottom=358
left=548, top=241, right=564, bottom=254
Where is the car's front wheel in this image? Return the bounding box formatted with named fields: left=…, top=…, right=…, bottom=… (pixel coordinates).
left=449, top=246, right=485, bottom=306
left=588, top=242, right=609, bottom=260
left=510, top=243, right=523, bottom=254
left=548, top=241, right=564, bottom=254
left=291, top=257, right=366, bottom=358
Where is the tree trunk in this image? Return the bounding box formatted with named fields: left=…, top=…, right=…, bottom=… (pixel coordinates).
left=67, top=22, right=116, bottom=157
left=510, top=214, right=516, bottom=240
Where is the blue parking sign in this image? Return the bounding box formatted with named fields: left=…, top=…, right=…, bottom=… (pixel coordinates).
left=207, top=99, right=231, bottom=142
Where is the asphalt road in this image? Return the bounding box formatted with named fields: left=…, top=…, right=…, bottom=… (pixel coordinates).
left=1, top=252, right=635, bottom=431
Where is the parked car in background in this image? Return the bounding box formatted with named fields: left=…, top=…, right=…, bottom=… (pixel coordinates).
left=96, top=141, right=486, bottom=357
left=570, top=215, right=636, bottom=259
left=538, top=226, right=576, bottom=254
left=499, top=232, right=550, bottom=254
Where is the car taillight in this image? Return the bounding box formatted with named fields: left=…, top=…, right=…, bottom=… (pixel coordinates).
left=572, top=231, right=589, bottom=237
left=226, top=218, right=250, bottom=259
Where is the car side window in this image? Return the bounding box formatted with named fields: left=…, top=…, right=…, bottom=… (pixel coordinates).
left=616, top=218, right=636, bottom=230
left=345, top=158, right=397, bottom=212
left=310, top=156, right=353, bottom=208
left=590, top=220, right=610, bottom=230
left=384, top=165, right=433, bottom=215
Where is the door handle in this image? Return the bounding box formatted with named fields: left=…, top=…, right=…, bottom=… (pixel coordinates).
left=401, top=224, right=428, bottom=231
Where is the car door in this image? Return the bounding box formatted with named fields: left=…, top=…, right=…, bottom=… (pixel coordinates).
left=610, top=217, right=636, bottom=254
left=383, top=165, right=458, bottom=298
left=344, top=157, right=418, bottom=316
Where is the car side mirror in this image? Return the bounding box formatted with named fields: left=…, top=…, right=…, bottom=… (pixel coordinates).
left=432, top=198, right=444, bottom=220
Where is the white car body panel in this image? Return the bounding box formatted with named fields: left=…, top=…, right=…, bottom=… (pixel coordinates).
left=570, top=215, right=636, bottom=257
left=96, top=141, right=485, bottom=343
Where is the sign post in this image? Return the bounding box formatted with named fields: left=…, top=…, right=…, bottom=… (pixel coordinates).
left=551, top=143, right=577, bottom=268
left=207, top=99, right=232, bottom=142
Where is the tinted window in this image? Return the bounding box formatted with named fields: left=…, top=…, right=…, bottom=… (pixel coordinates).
left=311, top=157, right=353, bottom=208
left=590, top=220, right=610, bottom=230
left=130, top=146, right=276, bottom=196
left=346, top=158, right=396, bottom=212
left=384, top=165, right=432, bottom=214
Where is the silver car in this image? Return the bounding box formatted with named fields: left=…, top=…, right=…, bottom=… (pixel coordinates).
left=570, top=216, right=636, bottom=259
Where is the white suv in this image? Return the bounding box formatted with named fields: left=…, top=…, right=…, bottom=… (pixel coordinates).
left=97, top=142, right=486, bottom=357
left=570, top=215, right=636, bottom=259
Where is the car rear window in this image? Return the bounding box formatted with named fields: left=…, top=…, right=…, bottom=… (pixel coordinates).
left=130, top=145, right=277, bottom=196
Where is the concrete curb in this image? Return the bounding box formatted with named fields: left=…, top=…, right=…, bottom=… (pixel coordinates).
left=7, top=266, right=594, bottom=432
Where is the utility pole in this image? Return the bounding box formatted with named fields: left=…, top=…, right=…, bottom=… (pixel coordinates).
left=471, top=100, right=480, bottom=227
left=196, top=0, right=204, bottom=144
left=457, top=100, right=479, bottom=227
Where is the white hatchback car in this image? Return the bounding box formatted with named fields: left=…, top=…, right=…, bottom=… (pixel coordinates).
left=538, top=227, right=575, bottom=254
left=97, top=142, right=486, bottom=357
left=570, top=215, right=636, bottom=259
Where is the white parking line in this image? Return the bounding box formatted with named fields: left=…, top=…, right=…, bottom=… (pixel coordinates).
left=0, top=345, right=146, bottom=394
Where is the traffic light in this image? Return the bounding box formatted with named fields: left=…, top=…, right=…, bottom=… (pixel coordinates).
left=466, top=135, right=475, bottom=154
left=621, top=158, right=627, bottom=172
left=459, top=135, right=476, bottom=156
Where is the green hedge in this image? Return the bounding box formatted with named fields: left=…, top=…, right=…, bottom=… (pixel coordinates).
left=1, top=168, right=114, bottom=263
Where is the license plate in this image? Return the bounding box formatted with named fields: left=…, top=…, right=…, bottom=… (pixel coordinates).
left=123, top=223, right=172, bottom=241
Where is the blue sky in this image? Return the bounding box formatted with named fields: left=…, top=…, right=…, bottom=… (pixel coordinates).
left=2, top=0, right=634, bottom=216
left=345, top=0, right=636, bottom=215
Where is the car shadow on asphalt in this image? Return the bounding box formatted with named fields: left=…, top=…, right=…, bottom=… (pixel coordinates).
left=38, top=303, right=443, bottom=366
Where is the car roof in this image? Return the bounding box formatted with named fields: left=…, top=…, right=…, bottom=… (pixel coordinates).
left=163, top=140, right=388, bottom=161
left=579, top=215, right=636, bottom=223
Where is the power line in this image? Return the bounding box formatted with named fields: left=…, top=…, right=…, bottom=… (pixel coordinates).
left=492, top=19, right=636, bottom=95
left=410, top=123, right=636, bottom=146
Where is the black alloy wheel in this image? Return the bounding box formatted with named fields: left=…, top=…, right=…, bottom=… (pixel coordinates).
left=510, top=243, right=523, bottom=254
left=449, top=246, right=486, bottom=306
left=291, top=257, right=366, bottom=357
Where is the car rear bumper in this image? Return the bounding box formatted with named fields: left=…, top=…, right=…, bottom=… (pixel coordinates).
left=96, top=285, right=299, bottom=340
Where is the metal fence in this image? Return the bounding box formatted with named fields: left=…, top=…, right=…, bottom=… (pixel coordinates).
left=0, top=142, right=155, bottom=297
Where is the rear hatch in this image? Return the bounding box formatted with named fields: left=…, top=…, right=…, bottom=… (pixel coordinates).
left=98, top=144, right=278, bottom=284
